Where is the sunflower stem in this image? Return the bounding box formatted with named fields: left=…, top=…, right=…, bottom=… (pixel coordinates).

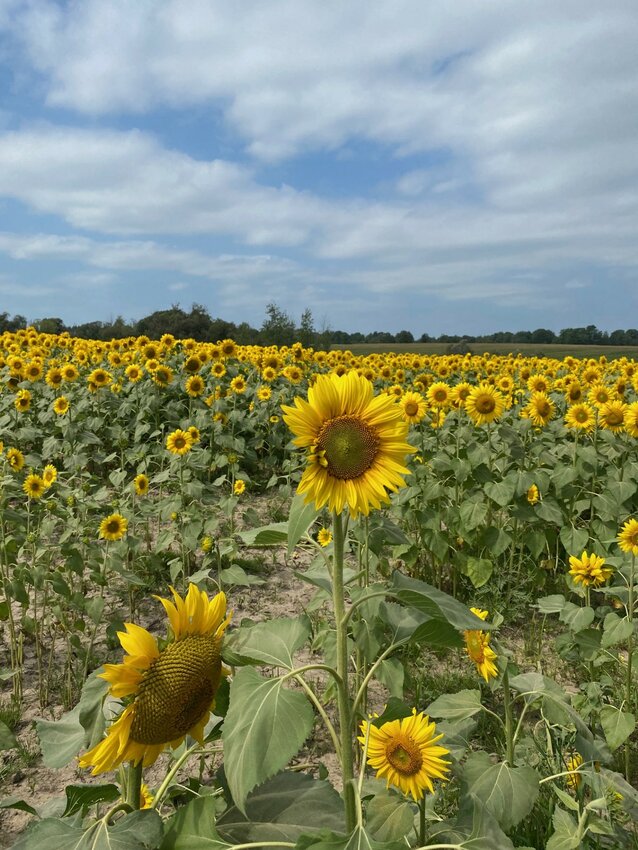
left=332, top=510, right=357, bottom=833
left=625, top=552, right=635, bottom=782
left=125, top=760, right=143, bottom=810
left=503, top=670, right=515, bottom=766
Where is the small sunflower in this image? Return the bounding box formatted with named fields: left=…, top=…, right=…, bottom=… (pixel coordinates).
left=568, top=551, right=612, bottom=588
left=564, top=403, right=596, bottom=433
left=618, top=518, right=638, bottom=556
left=230, top=375, right=247, bottom=394
left=166, top=429, right=193, bottom=456
left=134, top=474, right=150, bottom=496
left=23, top=474, right=45, bottom=500
left=624, top=402, right=638, bottom=438
left=42, top=464, right=57, bottom=488
left=464, top=384, right=505, bottom=426
left=187, top=426, right=201, bottom=444
left=99, top=513, right=128, bottom=541
left=317, top=528, right=333, bottom=547
left=565, top=753, right=583, bottom=790
left=185, top=375, right=206, bottom=398
left=234, top=479, right=246, bottom=495
left=400, top=392, right=426, bottom=424
left=598, top=401, right=626, bottom=433
left=282, top=371, right=414, bottom=518
left=426, top=382, right=451, bottom=409
left=463, top=608, right=498, bottom=681
left=527, top=484, right=540, bottom=505
left=6, top=447, right=24, bottom=472
left=358, top=709, right=450, bottom=800
left=523, top=392, right=555, bottom=427
left=14, top=389, right=31, bottom=413
left=53, top=396, right=70, bottom=415
left=79, top=584, right=231, bottom=774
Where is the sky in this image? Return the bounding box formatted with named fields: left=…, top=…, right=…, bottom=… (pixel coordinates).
left=0, top=0, right=637, bottom=337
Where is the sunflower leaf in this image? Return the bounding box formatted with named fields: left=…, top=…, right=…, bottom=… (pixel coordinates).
left=223, top=616, right=311, bottom=669
left=461, top=752, right=540, bottom=830
left=161, top=796, right=230, bottom=849
left=223, top=667, right=314, bottom=813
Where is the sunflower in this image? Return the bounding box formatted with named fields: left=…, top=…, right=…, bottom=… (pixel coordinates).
left=598, top=401, right=626, bottom=433
left=426, top=382, right=451, bottom=408
left=53, top=396, right=70, bottom=415
left=523, top=391, right=555, bottom=427
left=6, top=447, right=24, bottom=472
left=61, top=362, right=79, bottom=383
left=42, top=464, right=57, bottom=488
left=564, top=381, right=583, bottom=404
left=152, top=366, right=174, bottom=387
left=565, top=753, right=583, bottom=791
left=45, top=367, right=63, bottom=388
left=282, top=371, right=414, bottom=518
left=14, top=389, right=31, bottom=412
left=183, top=355, right=202, bottom=374
left=79, top=584, right=231, bottom=775
left=464, top=384, right=505, bottom=426
left=166, top=429, right=193, bottom=456
left=317, top=528, right=333, bottom=547
left=527, top=374, right=549, bottom=393
left=25, top=361, right=43, bottom=381
left=463, top=608, right=498, bottom=681
left=564, top=403, right=595, bottom=433
left=125, top=365, right=143, bottom=383
left=134, top=474, right=150, bottom=496
left=211, top=362, right=226, bottom=379
left=187, top=426, right=201, bottom=444
left=234, top=479, right=246, bottom=495
left=23, top=474, right=45, bottom=500
left=257, top=386, right=272, bottom=402
left=527, top=484, right=540, bottom=505
left=185, top=375, right=206, bottom=398
left=99, top=513, right=128, bottom=541
left=89, top=368, right=111, bottom=388
left=618, top=518, right=638, bottom=555
left=358, top=709, right=450, bottom=800
left=451, top=382, right=472, bottom=408
left=588, top=383, right=612, bottom=408
left=568, top=551, right=613, bottom=587
left=400, top=392, right=426, bottom=424
left=230, top=375, right=247, bottom=394
left=624, top=402, right=638, bottom=438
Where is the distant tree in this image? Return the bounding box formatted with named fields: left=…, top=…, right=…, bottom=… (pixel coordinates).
left=395, top=330, right=414, bottom=343
left=419, top=332, right=432, bottom=343
left=512, top=330, right=532, bottom=343
left=365, top=331, right=395, bottom=343
left=260, top=303, right=296, bottom=346
left=349, top=332, right=365, bottom=343
left=297, top=308, right=316, bottom=347
left=625, top=329, right=638, bottom=345
left=530, top=328, right=556, bottom=344
left=33, top=317, right=66, bottom=335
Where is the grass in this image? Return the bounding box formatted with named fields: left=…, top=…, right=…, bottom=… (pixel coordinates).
left=330, top=342, right=638, bottom=359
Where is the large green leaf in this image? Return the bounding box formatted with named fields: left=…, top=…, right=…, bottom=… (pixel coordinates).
left=224, top=616, right=311, bottom=669
left=466, top=557, right=493, bottom=589
left=287, top=493, right=319, bottom=556
left=426, top=793, right=516, bottom=849
left=297, top=826, right=406, bottom=850
left=36, top=704, right=85, bottom=769
left=217, top=771, right=344, bottom=842
left=458, top=500, right=488, bottom=531
left=600, top=705, right=635, bottom=751
left=545, top=807, right=580, bottom=850
left=161, top=796, right=230, bottom=849
left=559, top=603, right=594, bottom=633
left=63, top=784, right=120, bottom=818
left=239, top=523, right=288, bottom=546
left=391, top=573, right=493, bottom=631
left=0, top=719, right=17, bottom=750
left=461, top=752, right=539, bottom=830
left=14, top=810, right=163, bottom=850
left=426, top=690, right=483, bottom=721
left=601, top=613, right=634, bottom=648
left=364, top=792, right=413, bottom=843
left=223, top=667, right=314, bottom=813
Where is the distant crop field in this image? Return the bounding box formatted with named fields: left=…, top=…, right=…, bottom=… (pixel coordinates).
left=330, top=341, right=638, bottom=359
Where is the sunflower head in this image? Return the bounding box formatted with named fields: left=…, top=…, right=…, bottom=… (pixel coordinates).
left=358, top=709, right=450, bottom=800
left=99, top=513, right=128, bottom=541
left=618, top=518, right=638, bottom=556
left=79, top=584, right=231, bottom=775
left=568, top=551, right=613, bottom=587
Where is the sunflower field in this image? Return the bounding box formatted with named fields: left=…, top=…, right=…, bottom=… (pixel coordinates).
left=0, top=328, right=637, bottom=849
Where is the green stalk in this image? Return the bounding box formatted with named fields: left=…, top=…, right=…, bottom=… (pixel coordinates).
left=125, top=760, right=143, bottom=810
left=332, top=511, right=356, bottom=832
left=503, top=670, right=515, bottom=766
left=625, top=552, right=635, bottom=782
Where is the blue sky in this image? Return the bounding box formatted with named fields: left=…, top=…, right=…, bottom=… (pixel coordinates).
left=0, top=0, right=637, bottom=337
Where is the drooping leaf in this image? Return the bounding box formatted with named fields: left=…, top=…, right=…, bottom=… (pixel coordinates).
left=222, top=667, right=314, bottom=813
left=36, top=704, right=85, bottom=769
left=466, top=557, right=493, bottom=589
left=427, top=793, right=516, bottom=849
left=365, top=792, right=414, bottom=843
left=62, top=784, right=120, bottom=818
left=217, top=771, right=344, bottom=842
left=224, top=616, right=311, bottom=669
left=601, top=613, right=634, bottom=648
left=461, top=751, right=540, bottom=830
left=161, top=796, right=230, bottom=849
left=0, top=719, right=17, bottom=750
left=287, top=493, right=319, bottom=556
left=239, top=523, right=288, bottom=546
left=391, top=573, right=493, bottom=631
left=14, top=809, right=163, bottom=850
left=545, top=807, right=580, bottom=850
left=600, top=705, right=636, bottom=751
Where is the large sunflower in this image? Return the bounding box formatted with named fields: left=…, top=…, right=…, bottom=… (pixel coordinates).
left=358, top=709, right=450, bottom=800
left=282, top=371, right=414, bottom=518
left=79, top=584, right=231, bottom=775
left=464, top=384, right=505, bottom=426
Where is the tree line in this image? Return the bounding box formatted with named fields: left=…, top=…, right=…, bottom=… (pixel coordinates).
left=2, top=307, right=638, bottom=348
